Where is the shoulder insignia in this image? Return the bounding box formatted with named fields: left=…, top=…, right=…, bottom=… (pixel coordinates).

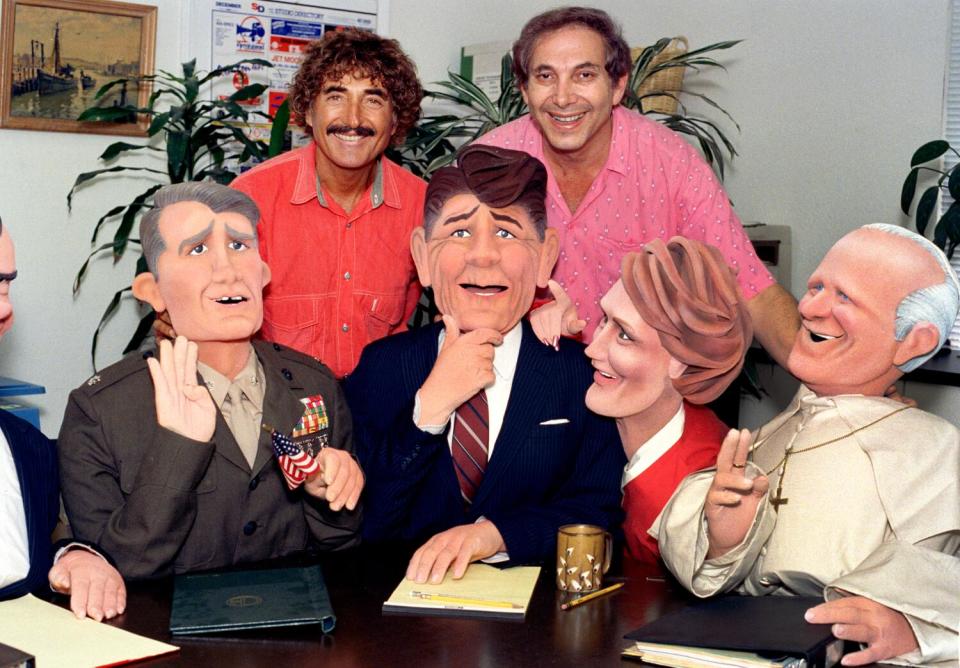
left=86, top=374, right=101, bottom=386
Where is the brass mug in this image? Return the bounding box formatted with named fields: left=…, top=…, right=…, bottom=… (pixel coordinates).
left=556, top=524, right=612, bottom=592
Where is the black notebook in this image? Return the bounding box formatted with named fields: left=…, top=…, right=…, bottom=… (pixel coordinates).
left=170, top=565, right=336, bottom=635
left=624, top=596, right=841, bottom=668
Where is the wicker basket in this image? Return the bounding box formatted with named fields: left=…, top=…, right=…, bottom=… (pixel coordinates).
left=630, top=36, right=688, bottom=114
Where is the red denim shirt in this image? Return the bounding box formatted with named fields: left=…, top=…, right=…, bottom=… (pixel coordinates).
left=232, top=143, right=426, bottom=377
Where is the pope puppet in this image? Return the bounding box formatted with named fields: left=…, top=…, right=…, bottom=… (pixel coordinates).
left=344, top=145, right=623, bottom=584
left=655, top=224, right=960, bottom=665
left=58, top=183, right=363, bottom=578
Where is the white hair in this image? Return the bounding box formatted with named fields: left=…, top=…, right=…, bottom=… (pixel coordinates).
left=862, top=223, right=960, bottom=371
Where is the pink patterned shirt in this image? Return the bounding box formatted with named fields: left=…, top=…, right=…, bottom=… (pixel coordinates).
left=477, top=106, right=774, bottom=334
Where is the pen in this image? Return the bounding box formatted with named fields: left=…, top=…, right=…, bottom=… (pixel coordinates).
left=409, top=591, right=522, bottom=609
left=560, top=581, right=625, bottom=610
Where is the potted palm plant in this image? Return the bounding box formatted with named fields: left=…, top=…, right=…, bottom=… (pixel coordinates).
left=69, top=58, right=289, bottom=367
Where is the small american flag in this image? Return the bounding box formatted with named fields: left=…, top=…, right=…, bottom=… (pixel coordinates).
left=270, top=428, right=320, bottom=490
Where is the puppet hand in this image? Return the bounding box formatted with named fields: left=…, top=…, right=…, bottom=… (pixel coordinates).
left=48, top=549, right=126, bottom=622
left=304, top=448, right=363, bottom=511
left=529, top=280, right=586, bottom=349
left=704, top=428, right=768, bottom=558
left=406, top=521, right=505, bottom=584
left=152, top=309, right=176, bottom=342
left=147, top=336, right=216, bottom=442
left=417, top=315, right=502, bottom=426
left=805, top=596, right=919, bottom=665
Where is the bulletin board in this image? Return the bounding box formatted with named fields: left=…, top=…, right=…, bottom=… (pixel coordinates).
left=184, top=0, right=382, bottom=143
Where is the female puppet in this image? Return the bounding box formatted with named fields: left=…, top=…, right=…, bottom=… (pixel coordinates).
left=580, top=238, right=752, bottom=563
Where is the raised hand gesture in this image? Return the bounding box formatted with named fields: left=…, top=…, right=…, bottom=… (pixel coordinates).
left=146, top=336, right=216, bottom=442
left=529, top=280, right=586, bottom=349
left=417, top=315, right=502, bottom=427
left=704, top=428, right=769, bottom=558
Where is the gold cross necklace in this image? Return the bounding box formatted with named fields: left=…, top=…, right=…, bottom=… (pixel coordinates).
left=752, top=404, right=911, bottom=509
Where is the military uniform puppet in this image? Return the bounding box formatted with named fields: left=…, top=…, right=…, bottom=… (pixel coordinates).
left=58, top=183, right=363, bottom=578
left=656, top=224, right=960, bottom=665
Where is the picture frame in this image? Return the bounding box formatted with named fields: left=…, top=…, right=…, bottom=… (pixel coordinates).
left=0, top=0, right=156, bottom=135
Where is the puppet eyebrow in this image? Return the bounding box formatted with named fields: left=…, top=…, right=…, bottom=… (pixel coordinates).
left=178, top=222, right=214, bottom=255
left=441, top=205, right=481, bottom=226
left=0, top=270, right=17, bottom=282
left=491, top=211, right=521, bottom=228
left=225, top=223, right=258, bottom=247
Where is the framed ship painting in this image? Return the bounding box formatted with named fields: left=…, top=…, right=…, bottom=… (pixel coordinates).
left=0, top=0, right=156, bottom=134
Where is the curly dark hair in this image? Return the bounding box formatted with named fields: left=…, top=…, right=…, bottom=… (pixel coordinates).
left=289, top=27, right=423, bottom=144
left=512, top=7, right=631, bottom=87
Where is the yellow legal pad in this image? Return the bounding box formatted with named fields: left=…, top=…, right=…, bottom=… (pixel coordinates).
left=0, top=594, right=179, bottom=667
left=383, top=563, right=540, bottom=620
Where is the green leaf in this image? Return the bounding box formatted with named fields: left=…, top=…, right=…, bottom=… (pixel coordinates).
left=73, top=241, right=116, bottom=294
left=948, top=166, right=960, bottom=201
left=229, top=84, right=267, bottom=103
left=901, top=167, right=920, bottom=214
left=147, top=111, right=171, bottom=136
left=934, top=201, right=960, bottom=249
left=67, top=166, right=165, bottom=209
left=93, top=77, right=132, bottom=99
left=167, top=132, right=189, bottom=181
left=182, top=59, right=197, bottom=79
left=269, top=99, right=290, bottom=157
left=99, top=141, right=154, bottom=161
left=911, top=140, right=949, bottom=167
left=915, top=186, right=940, bottom=237
left=91, top=203, right=128, bottom=243
left=112, top=185, right=162, bottom=259
left=91, top=286, right=132, bottom=370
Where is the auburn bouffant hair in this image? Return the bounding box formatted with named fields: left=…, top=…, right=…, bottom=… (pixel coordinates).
left=289, top=27, right=423, bottom=144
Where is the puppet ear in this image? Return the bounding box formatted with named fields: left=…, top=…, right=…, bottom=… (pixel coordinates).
left=410, top=227, right=432, bottom=288
left=536, top=228, right=560, bottom=289
left=667, top=357, right=688, bottom=381
left=893, top=321, right=940, bottom=368
left=132, top=272, right=166, bottom=313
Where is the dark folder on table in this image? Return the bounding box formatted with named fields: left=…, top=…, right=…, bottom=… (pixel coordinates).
left=170, top=565, right=335, bottom=635
left=624, top=596, right=841, bottom=668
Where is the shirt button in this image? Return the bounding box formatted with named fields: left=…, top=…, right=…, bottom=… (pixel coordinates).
left=343, top=271, right=351, bottom=280
left=243, top=521, right=257, bottom=536
left=758, top=576, right=771, bottom=586
left=342, top=323, right=350, bottom=332
left=346, top=222, right=352, bottom=229
left=281, top=368, right=293, bottom=380
left=249, top=475, right=259, bottom=491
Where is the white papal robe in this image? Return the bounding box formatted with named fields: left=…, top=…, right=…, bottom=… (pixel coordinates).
left=653, top=386, right=960, bottom=664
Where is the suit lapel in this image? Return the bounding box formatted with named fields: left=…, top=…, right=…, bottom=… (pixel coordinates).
left=3, top=416, right=39, bottom=565
left=472, top=322, right=549, bottom=508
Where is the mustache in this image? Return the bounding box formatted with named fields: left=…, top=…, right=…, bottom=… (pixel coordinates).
left=326, top=124, right=376, bottom=137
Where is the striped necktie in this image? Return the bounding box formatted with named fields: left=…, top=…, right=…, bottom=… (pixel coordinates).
left=451, top=391, right=489, bottom=504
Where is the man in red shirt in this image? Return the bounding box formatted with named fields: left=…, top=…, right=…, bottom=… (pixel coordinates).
left=232, top=28, right=426, bottom=377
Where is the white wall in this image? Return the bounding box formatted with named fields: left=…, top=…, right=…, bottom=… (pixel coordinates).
left=0, top=0, right=956, bottom=436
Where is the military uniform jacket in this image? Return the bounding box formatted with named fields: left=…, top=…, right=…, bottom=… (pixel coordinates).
left=58, top=340, right=361, bottom=579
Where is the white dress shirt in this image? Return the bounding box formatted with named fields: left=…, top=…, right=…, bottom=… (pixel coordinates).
left=0, top=431, right=30, bottom=589
left=621, top=403, right=685, bottom=489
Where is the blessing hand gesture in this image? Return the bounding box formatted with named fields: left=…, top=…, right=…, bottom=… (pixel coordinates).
left=146, top=336, right=216, bottom=443
left=704, top=428, right=769, bottom=558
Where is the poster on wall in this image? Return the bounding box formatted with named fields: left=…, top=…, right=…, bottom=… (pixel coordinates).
left=200, top=0, right=377, bottom=148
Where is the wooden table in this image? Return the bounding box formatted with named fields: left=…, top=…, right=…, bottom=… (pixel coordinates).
left=98, top=548, right=695, bottom=667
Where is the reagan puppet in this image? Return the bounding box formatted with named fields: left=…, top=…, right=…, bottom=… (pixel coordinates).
left=58, top=182, right=363, bottom=578
left=582, top=238, right=751, bottom=565
left=344, top=145, right=623, bottom=584
left=655, top=224, right=960, bottom=665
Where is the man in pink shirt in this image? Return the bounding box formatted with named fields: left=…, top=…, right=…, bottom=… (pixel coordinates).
left=477, top=7, right=799, bottom=366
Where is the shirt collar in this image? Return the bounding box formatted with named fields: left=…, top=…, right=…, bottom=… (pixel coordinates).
left=602, top=106, right=631, bottom=177
left=313, top=158, right=386, bottom=210
left=621, top=402, right=686, bottom=488
left=197, top=345, right=265, bottom=413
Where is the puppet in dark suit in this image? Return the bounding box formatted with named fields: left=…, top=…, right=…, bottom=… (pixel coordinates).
left=0, top=218, right=124, bottom=620
left=345, top=145, right=623, bottom=584
left=58, top=183, right=363, bottom=579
